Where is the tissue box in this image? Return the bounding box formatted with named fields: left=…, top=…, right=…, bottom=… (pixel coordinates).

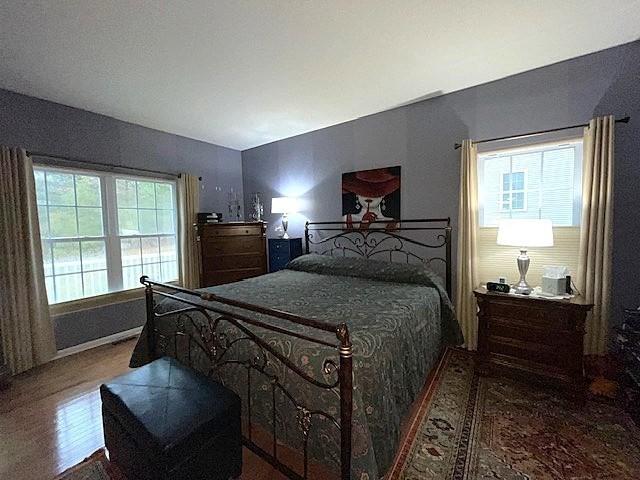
left=542, top=276, right=567, bottom=295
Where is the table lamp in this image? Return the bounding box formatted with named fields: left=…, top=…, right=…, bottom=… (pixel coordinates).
left=497, top=219, right=553, bottom=295
left=271, top=197, right=299, bottom=239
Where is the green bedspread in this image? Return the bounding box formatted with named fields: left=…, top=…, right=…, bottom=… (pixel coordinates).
left=130, top=254, right=461, bottom=479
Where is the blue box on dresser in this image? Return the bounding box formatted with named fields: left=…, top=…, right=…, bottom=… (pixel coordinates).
left=268, top=237, right=303, bottom=272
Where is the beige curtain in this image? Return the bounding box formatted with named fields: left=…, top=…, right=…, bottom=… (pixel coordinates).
left=0, top=146, right=57, bottom=374
left=578, top=116, right=614, bottom=355
left=178, top=173, right=200, bottom=289
left=456, top=140, right=480, bottom=350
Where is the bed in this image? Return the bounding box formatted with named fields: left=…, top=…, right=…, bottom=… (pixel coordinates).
left=130, top=218, right=462, bottom=479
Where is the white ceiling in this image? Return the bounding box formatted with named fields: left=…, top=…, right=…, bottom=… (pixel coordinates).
left=1, top=1, right=639, bottom=151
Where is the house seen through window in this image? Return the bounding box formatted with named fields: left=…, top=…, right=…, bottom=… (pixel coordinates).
left=35, top=166, right=179, bottom=304
left=478, top=139, right=583, bottom=227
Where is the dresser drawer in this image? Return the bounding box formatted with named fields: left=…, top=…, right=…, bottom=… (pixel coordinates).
left=202, top=268, right=265, bottom=286
left=201, top=236, right=265, bottom=257
left=203, top=253, right=266, bottom=272
left=200, top=224, right=264, bottom=237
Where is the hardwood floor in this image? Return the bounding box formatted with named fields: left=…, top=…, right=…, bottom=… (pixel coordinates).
left=0, top=338, right=289, bottom=480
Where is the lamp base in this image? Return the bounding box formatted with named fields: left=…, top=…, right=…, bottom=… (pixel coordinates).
left=513, top=280, right=532, bottom=295
left=513, top=249, right=532, bottom=295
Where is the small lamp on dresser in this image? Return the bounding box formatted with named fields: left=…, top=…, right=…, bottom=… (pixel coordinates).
left=497, top=218, right=553, bottom=294
left=271, top=196, right=299, bottom=239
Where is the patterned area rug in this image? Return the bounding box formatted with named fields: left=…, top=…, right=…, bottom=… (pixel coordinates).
left=55, top=450, right=124, bottom=480
left=389, top=349, right=640, bottom=480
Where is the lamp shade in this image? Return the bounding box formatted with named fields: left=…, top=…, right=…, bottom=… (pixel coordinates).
left=271, top=196, right=299, bottom=214
left=497, top=219, right=554, bottom=247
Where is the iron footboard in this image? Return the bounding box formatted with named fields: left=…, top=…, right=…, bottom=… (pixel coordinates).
left=141, top=277, right=353, bottom=480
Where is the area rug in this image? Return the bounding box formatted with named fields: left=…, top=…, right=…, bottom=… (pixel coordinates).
left=388, top=349, right=640, bottom=480
left=55, top=450, right=124, bottom=480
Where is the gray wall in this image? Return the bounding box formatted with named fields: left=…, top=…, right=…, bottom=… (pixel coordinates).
left=0, top=88, right=243, bottom=349
left=242, top=40, right=640, bottom=337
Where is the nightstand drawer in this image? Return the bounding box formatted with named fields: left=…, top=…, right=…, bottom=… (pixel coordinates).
left=488, top=301, right=573, bottom=330
left=487, top=335, right=566, bottom=367
left=488, top=318, right=578, bottom=346
left=268, top=238, right=303, bottom=273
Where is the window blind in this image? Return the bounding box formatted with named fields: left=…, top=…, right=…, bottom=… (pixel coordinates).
left=477, top=226, right=580, bottom=287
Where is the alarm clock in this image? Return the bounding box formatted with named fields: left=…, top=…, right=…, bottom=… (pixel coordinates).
left=486, top=282, right=511, bottom=294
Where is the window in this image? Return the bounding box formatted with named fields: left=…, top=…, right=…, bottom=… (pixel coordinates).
left=35, top=166, right=179, bottom=304
left=478, top=139, right=583, bottom=226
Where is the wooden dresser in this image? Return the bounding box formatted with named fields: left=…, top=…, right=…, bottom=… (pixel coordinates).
left=474, top=287, right=593, bottom=400
left=197, top=222, right=267, bottom=287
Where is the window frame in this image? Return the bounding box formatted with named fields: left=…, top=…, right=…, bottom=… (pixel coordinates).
left=34, top=164, right=180, bottom=310
left=477, top=137, right=583, bottom=228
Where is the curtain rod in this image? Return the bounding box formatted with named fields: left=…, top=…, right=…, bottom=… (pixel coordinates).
left=453, top=115, right=630, bottom=150
left=27, top=150, right=202, bottom=180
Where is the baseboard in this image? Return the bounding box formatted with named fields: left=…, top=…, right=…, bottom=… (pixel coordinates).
left=54, top=326, right=143, bottom=360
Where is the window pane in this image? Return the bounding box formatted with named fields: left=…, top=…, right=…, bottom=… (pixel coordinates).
left=160, top=236, right=177, bottom=262
left=157, top=210, right=174, bottom=234
left=45, top=276, right=55, bottom=304
left=54, top=273, right=83, bottom=302
left=137, top=181, right=156, bottom=208
left=161, top=261, right=178, bottom=282
left=75, top=175, right=101, bottom=207
left=142, top=262, right=161, bottom=281
left=116, top=179, right=137, bottom=208
left=138, top=210, right=157, bottom=234
left=38, top=205, right=50, bottom=237
left=81, top=240, right=107, bottom=271
left=78, top=207, right=104, bottom=236
left=53, top=241, right=81, bottom=275
left=512, top=172, right=525, bottom=190
left=512, top=192, right=524, bottom=209
left=502, top=173, right=510, bottom=190
left=42, top=242, right=53, bottom=276
left=141, top=237, right=160, bottom=264
left=35, top=170, right=47, bottom=205
left=83, top=270, right=108, bottom=297
left=118, top=208, right=139, bottom=235
left=49, top=207, right=78, bottom=237
left=46, top=172, right=75, bottom=205
left=121, top=238, right=141, bottom=266
left=122, top=265, right=143, bottom=290
left=156, top=183, right=173, bottom=209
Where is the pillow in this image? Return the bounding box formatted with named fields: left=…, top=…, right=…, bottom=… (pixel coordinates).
left=286, top=253, right=445, bottom=289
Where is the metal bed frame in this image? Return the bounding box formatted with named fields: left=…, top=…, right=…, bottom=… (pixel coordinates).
left=141, top=217, right=451, bottom=479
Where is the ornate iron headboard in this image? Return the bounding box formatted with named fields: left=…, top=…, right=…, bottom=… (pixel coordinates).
left=304, top=218, right=452, bottom=297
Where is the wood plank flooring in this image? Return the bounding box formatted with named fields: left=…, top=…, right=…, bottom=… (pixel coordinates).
left=0, top=338, right=289, bottom=480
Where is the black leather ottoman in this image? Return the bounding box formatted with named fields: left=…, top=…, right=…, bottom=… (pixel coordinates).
left=101, top=357, right=242, bottom=480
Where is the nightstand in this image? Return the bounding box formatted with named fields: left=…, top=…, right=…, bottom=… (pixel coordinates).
left=268, top=237, right=303, bottom=272
left=474, top=287, right=593, bottom=401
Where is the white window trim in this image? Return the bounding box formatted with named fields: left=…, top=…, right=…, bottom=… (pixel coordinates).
left=35, top=164, right=180, bottom=311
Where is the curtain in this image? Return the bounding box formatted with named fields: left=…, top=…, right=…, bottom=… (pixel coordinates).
left=177, top=173, right=200, bottom=289
left=0, top=146, right=57, bottom=374
left=456, top=140, right=480, bottom=350
left=577, top=116, right=615, bottom=355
